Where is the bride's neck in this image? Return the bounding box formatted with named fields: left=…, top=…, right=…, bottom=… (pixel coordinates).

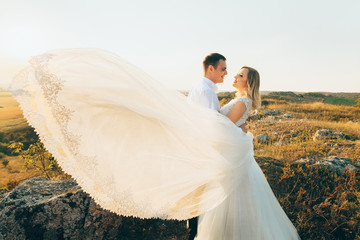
left=236, top=89, right=248, bottom=98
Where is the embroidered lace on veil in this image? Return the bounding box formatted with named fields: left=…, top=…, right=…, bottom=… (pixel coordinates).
left=10, top=48, right=253, bottom=220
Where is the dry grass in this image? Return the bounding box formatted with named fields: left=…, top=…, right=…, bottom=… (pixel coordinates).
left=0, top=92, right=27, bottom=131
left=248, top=100, right=360, bottom=162
left=0, top=91, right=41, bottom=190
left=1, top=92, right=359, bottom=188
left=247, top=98, right=360, bottom=239
left=266, top=102, right=360, bottom=122
left=0, top=91, right=359, bottom=239
left=0, top=156, right=41, bottom=189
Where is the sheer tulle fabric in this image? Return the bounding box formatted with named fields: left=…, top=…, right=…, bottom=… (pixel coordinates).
left=196, top=157, right=300, bottom=239
left=10, top=49, right=300, bottom=239
left=9, top=49, right=252, bottom=220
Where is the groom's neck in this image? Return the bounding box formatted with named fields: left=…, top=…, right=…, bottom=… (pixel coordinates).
left=204, top=74, right=217, bottom=84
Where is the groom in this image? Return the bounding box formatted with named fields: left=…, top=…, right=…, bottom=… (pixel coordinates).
left=186, top=53, right=227, bottom=240
left=187, top=53, right=227, bottom=111
left=187, top=53, right=247, bottom=240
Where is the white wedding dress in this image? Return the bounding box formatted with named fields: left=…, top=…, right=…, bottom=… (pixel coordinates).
left=196, top=97, right=300, bottom=239
left=9, top=49, right=300, bottom=239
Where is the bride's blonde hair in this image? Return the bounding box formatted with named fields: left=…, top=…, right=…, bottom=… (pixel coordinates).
left=236, top=66, right=261, bottom=110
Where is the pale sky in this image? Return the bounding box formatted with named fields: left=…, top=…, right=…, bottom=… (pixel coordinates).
left=0, top=0, right=359, bottom=92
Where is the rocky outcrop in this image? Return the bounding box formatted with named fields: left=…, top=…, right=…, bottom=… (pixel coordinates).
left=295, top=156, right=357, bottom=174
left=0, top=177, right=188, bottom=240
left=313, top=129, right=346, bottom=141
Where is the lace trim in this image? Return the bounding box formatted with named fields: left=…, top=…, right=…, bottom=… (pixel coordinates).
left=220, top=97, right=252, bottom=127
left=10, top=53, right=193, bottom=220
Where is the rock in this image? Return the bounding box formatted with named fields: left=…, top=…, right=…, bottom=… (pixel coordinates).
left=283, top=114, right=295, bottom=118
left=314, top=156, right=356, bottom=174
left=274, top=141, right=285, bottom=146
left=250, top=114, right=258, bottom=120
left=313, top=129, right=346, bottom=141
left=354, top=160, right=360, bottom=167
left=333, top=132, right=345, bottom=138
left=265, top=116, right=276, bottom=120
left=265, top=109, right=281, bottom=116
left=262, top=121, right=276, bottom=125
left=313, top=129, right=331, bottom=141
left=250, top=109, right=281, bottom=120
left=0, top=177, right=188, bottom=240
left=256, top=134, right=269, bottom=144
left=295, top=156, right=356, bottom=174
left=295, top=158, right=315, bottom=165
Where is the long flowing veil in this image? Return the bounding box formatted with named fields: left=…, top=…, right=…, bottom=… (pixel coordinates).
left=9, top=48, right=254, bottom=220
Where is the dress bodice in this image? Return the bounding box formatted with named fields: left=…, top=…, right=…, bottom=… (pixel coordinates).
left=220, top=97, right=252, bottom=127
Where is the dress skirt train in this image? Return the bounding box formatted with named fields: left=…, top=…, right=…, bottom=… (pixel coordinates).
left=9, top=48, right=300, bottom=239
left=196, top=152, right=300, bottom=239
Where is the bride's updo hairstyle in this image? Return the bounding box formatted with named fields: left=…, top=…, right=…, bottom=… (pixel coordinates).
left=241, top=66, right=261, bottom=110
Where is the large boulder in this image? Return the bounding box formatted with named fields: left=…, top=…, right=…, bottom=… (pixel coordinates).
left=0, top=177, right=188, bottom=240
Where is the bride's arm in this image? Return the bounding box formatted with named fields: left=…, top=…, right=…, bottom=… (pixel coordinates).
left=226, top=101, right=246, bottom=123
left=226, top=101, right=248, bottom=132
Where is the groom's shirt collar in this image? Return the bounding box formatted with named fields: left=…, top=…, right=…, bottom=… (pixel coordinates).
left=203, top=77, right=218, bottom=93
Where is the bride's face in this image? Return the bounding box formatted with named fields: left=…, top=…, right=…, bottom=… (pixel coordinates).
left=233, top=68, right=248, bottom=90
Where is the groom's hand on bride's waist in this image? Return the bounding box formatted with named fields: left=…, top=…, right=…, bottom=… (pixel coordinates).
left=240, top=123, right=248, bottom=133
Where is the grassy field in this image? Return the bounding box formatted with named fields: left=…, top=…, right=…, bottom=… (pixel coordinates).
left=0, top=155, right=41, bottom=188
left=0, top=91, right=28, bottom=131
left=1, top=90, right=359, bottom=188
left=0, top=90, right=39, bottom=190
left=323, top=96, right=356, bottom=106
left=248, top=92, right=360, bottom=163
left=1, top=90, right=360, bottom=239
left=249, top=106, right=360, bottom=161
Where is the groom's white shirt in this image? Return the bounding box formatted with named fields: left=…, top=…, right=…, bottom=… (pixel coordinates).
left=187, top=77, right=220, bottom=111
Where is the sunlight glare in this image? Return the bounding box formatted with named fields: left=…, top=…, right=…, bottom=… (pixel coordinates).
left=0, top=23, right=48, bottom=60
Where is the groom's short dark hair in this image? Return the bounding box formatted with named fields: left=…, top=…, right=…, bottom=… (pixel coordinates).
left=203, top=53, right=226, bottom=72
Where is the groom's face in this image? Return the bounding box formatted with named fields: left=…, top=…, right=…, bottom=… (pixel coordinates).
left=211, top=59, right=227, bottom=84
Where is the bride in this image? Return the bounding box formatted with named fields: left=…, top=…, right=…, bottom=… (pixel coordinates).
left=196, top=66, right=299, bottom=239
left=9, top=48, right=300, bottom=239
